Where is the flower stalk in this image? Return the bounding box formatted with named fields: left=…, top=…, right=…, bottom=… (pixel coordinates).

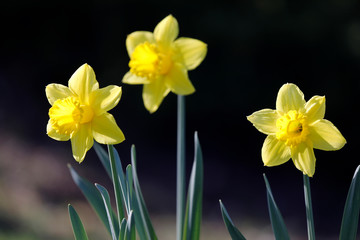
left=176, top=94, right=186, bottom=240
left=303, top=175, right=316, bottom=240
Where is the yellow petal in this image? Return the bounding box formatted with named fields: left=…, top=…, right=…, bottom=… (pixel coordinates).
left=122, top=71, right=151, bottom=84
left=126, top=31, right=155, bottom=57
left=154, top=15, right=179, bottom=47
left=45, top=84, right=73, bottom=105
left=276, top=83, right=306, bottom=113
left=92, top=113, right=125, bottom=144
left=164, top=63, right=195, bottom=95
left=247, top=109, right=279, bottom=135
left=142, top=78, right=170, bottom=113
left=305, top=96, right=325, bottom=123
left=309, top=119, right=346, bottom=150
left=174, top=37, right=207, bottom=70
left=68, top=64, right=99, bottom=105
left=71, top=124, right=93, bottom=163
left=291, top=142, right=316, bottom=177
left=261, top=135, right=291, bottom=166
left=46, top=120, right=70, bottom=141
left=90, top=85, right=122, bottom=115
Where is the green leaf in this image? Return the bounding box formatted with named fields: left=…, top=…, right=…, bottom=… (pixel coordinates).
left=93, top=142, right=112, bottom=179
left=68, top=164, right=112, bottom=235
left=125, top=211, right=136, bottom=240
left=68, top=204, right=89, bottom=240
left=95, top=183, right=117, bottom=240
left=119, top=218, right=127, bottom=240
left=108, top=145, right=126, bottom=226
left=112, top=145, right=130, bottom=215
left=126, top=165, right=134, bottom=212
left=340, top=165, right=360, bottom=240
left=219, top=201, right=246, bottom=240
left=131, top=145, right=158, bottom=240
left=182, top=132, right=203, bottom=240
left=263, top=174, right=290, bottom=240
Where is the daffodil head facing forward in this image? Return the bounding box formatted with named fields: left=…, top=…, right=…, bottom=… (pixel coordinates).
left=123, top=15, right=207, bottom=113
left=46, top=64, right=125, bottom=162
left=247, top=83, right=346, bottom=177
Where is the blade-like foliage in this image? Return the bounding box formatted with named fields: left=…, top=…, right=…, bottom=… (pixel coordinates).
left=340, top=165, right=360, bottom=240
left=119, top=218, right=127, bottom=240
left=126, top=165, right=134, bottom=212
left=95, top=183, right=118, bottom=240
left=263, top=174, right=290, bottom=240
left=68, top=204, right=89, bottom=240
left=131, top=145, right=158, bottom=240
left=108, top=145, right=126, bottom=225
left=126, top=211, right=136, bottom=240
left=68, top=164, right=113, bottom=235
left=182, top=132, right=203, bottom=240
left=219, top=201, right=246, bottom=240
left=93, top=142, right=112, bottom=179
left=112, top=145, right=130, bottom=215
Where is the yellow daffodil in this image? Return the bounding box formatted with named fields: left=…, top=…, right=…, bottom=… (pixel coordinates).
left=122, top=14, right=207, bottom=113
left=46, top=63, right=125, bottom=162
left=247, top=83, right=346, bottom=177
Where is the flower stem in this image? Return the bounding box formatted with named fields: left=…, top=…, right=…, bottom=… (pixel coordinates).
left=176, top=95, right=186, bottom=240
left=303, top=174, right=316, bottom=240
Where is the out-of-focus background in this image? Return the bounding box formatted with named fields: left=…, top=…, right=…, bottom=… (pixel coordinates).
left=0, top=0, right=359, bottom=239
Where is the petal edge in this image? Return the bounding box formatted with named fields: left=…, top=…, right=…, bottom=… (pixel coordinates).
left=247, top=109, right=279, bottom=135
left=154, top=15, right=179, bottom=47
left=276, top=83, right=306, bottom=113
left=92, top=113, right=125, bottom=144
left=174, top=37, right=207, bottom=70
left=261, top=135, right=291, bottom=166
left=309, top=119, right=346, bottom=151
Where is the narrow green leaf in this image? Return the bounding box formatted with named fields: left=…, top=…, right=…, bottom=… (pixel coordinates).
left=131, top=145, right=158, bottom=240
left=95, top=183, right=117, bottom=240
left=263, top=174, right=290, bottom=240
left=340, top=165, right=360, bottom=240
left=112, top=145, right=129, bottom=215
left=119, top=218, right=127, bottom=240
left=126, top=211, right=136, bottom=240
left=68, top=164, right=112, bottom=235
left=108, top=145, right=126, bottom=226
left=126, top=165, right=134, bottom=212
left=93, top=142, right=112, bottom=179
left=68, top=204, right=89, bottom=240
left=182, top=132, right=203, bottom=240
left=219, top=201, right=246, bottom=240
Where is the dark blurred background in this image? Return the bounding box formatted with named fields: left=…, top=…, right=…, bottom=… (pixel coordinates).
left=0, top=0, right=359, bottom=239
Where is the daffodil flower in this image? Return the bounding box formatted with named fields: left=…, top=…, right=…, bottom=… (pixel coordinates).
left=46, top=64, right=125, bottom=162
left=122, top=15, right=207, bottom=113
left=247, top=83, right=346, bottom=177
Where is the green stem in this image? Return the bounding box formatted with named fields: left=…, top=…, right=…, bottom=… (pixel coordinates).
left=303, top=174, right=315, bottom=240
left=176, top=95, right=186, bottom=240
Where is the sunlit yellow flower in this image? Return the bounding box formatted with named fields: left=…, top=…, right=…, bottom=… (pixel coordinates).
left=46, top=64, right=125, bottom=162
left=123, top=15, right=207, bottom=113
left=247, top=83, right=346, bottom=177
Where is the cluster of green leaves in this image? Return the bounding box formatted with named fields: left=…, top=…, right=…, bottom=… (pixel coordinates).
left=220, top=166, right=360, bottom=240
left=67, top=132, right=203, bottom=240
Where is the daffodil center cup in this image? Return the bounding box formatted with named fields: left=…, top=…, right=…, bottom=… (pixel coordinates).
left=129, top=41, right=173, bottom=79
left=276, top=110, right=309, bottom=147
left=49, top=97, right=94, bottom=136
